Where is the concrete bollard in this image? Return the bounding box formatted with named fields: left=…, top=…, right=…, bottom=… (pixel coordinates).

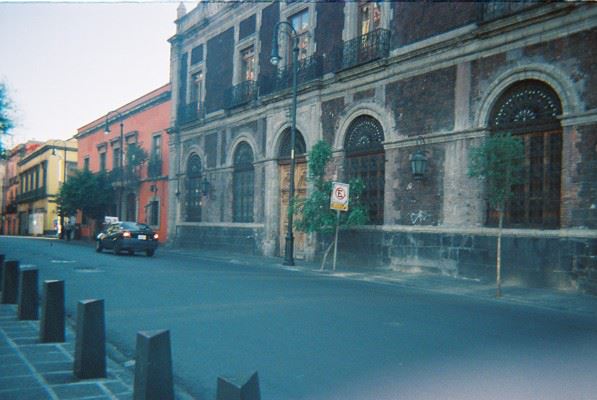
left=40, top=280, right=65, bottom=343
left=74, top=299, right=106, bottom=379
left=1, top=260, right=19, bottom=304
left=133, top=330, right=174, bottom=400
left=18, top=267, right=39, bottom=320
left=216, top=372, right=261, bottom=400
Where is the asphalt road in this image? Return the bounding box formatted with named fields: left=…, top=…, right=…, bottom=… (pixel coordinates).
left=2, top=236, right=596, bottom=400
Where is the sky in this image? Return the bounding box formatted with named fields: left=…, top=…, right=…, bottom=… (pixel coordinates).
left=0, top=1, right=192, bottom=149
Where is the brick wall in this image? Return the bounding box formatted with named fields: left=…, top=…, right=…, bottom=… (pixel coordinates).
left=391, top=2, right=478, bottom=49
left=386, top=67, right=456, bottom=136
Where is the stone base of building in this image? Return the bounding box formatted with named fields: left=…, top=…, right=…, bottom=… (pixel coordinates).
left=335, top=227, right=597, bottom=295
left=175, top=224, right=264, bottom=256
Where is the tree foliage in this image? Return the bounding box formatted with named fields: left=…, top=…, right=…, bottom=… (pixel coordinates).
left=58, top=169, right=115, bottom=223
left=0, top=82, right=15, bottom=157
left=294, top=140, right=368, bottom=235
left=127, top=143, right=147, bottom=169
left=468, top=132, right=525, bottom=211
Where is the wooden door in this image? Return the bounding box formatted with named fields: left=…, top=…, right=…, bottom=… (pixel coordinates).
left=279, top=161, right=307, bottom=259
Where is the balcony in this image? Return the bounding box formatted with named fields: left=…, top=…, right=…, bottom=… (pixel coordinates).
left=224, top=80, right=258, bottom=110
left=16, top=187, right=46, bottom=203
left=260, top=55, right=323, bottom=95
left=108, top=167, right=141, bottom=187
left=147, top=157, right=163, bottom=179
left=178, top=101, right=205, bottom=125
left=337, top=29, right=390, bottom=71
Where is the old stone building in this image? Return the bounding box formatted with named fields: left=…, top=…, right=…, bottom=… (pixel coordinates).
left=167, top=2, right=597, bottom=293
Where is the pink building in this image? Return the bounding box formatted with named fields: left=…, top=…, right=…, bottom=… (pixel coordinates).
left=76, top=84, right=171, bottom=241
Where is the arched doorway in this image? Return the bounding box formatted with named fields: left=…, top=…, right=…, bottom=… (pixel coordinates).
left=489, top=79, right=563, bottom=228
left=278, top=128, right=307, bottom=259
left=185, top=153, right=203, bottom=222
left=344, top=115, right=385, bottom=224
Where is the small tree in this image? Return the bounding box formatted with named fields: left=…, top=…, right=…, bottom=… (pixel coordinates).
left=0, top=82, right=15, bottom=157
left=58, top=170, right=115, bottom=233
left=294, top=140, right=368, bottom=270
left=468, top=132, right=524, bottom=297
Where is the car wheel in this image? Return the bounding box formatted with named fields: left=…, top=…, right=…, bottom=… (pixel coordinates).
left=95, top=240, right=103, bottom=253
left=113, top=241, right=122, bottom=255
left=145, top=249, right=155, bottom=257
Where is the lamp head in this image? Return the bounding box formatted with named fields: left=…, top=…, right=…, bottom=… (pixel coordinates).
left=270, top=31, right=281, bottom=66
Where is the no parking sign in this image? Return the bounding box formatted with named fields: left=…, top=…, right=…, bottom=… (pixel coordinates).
left=330, top=182, right=350, bottom=211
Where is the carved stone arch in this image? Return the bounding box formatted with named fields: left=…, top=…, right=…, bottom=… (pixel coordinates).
left=182, top=145, right=205, bottom=174
left=276, top=127, right=307, bottom=160
left=268, top=121, right=310, bottom=159
left=226, top=134, right=260, bottom=168
left=334, top=101, right=396, bottom=151
left=475, top=63, right=580, bottom=130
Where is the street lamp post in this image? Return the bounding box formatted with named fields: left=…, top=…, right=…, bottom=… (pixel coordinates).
left=104, top=111, right=124, bottom=221
left=271, top=21, right=300, bottom=266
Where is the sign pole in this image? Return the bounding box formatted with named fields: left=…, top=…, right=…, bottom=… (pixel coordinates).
left=332, top=210, right=340, bottom=271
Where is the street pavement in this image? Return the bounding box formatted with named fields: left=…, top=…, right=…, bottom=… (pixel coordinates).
left=1, top=236, right=596, bottom=399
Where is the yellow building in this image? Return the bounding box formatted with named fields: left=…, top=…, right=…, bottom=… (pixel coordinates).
left=16, top=139, right=78, bottom=236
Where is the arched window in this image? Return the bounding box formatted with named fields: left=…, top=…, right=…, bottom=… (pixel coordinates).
left=344, top=115, right=385, bottom=224
left=278, top=128, right=306, bottom=160
left=233, top=142, right=254, bottom=222
left=186, top=153, right=202, bottom=222
left=489, top=80, right=563, bottom=228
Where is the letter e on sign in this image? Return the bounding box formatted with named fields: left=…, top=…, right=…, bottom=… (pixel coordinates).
left=330, top=182, right=350, bottom=211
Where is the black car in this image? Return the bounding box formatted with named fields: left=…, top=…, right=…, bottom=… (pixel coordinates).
left=96, top=221, right=159, bottom=257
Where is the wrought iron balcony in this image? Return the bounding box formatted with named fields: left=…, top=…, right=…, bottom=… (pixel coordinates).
left=108, top=167, right=141, bottom=187
left=338, top=29, right=390, bottom=71
left=224, top=80, right=257, bottom=110
left=178, top=100, right=205, bottom=125
left=16, top=187, right=46, bottom=203
left=260, top=55, right=323, bottom=95
left=147, top=157, right=162, bottom=179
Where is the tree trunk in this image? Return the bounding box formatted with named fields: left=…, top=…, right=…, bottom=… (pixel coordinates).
left=496, top=209, right=504, bottom=298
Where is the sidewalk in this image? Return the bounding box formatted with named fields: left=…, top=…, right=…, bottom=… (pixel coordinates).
left=164, top=245, right=597, bottom=318
left=0, top=305, right=133, bottom=400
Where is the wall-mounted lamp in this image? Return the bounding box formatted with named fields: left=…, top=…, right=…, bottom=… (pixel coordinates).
left=410, top=136, right=428, bottom=180
left=201, top=175, right=210, bottom=197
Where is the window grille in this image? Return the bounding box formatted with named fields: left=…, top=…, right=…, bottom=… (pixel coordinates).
left=233, top=143, right=255, bottom=223
left=186, top=153, right=202, bottom=222
left=278, top=128, right=306, bottom=160
left=344, top=115, right=385, bottom=224
left=489, top=80, right=563, bottom=228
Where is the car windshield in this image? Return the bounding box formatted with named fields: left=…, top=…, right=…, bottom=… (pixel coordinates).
left=119, top=222, right=151, bottom=231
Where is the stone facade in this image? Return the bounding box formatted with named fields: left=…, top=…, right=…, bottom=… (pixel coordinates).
left=168, top=3, right=597, bottom=294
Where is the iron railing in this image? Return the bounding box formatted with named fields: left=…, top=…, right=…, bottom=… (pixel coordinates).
left=338, top=29, right=390, bottom=71
left=260, top=55, right=323, bottom=94
left=16, top=187, right=46, bottom=203
left=224, top=80, right=257, bottom=110
left=178, top=100, right=205, bottom=125
left=147, top=157, right=163, bottom=179
left=108, top=167, right=141, bottom=186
